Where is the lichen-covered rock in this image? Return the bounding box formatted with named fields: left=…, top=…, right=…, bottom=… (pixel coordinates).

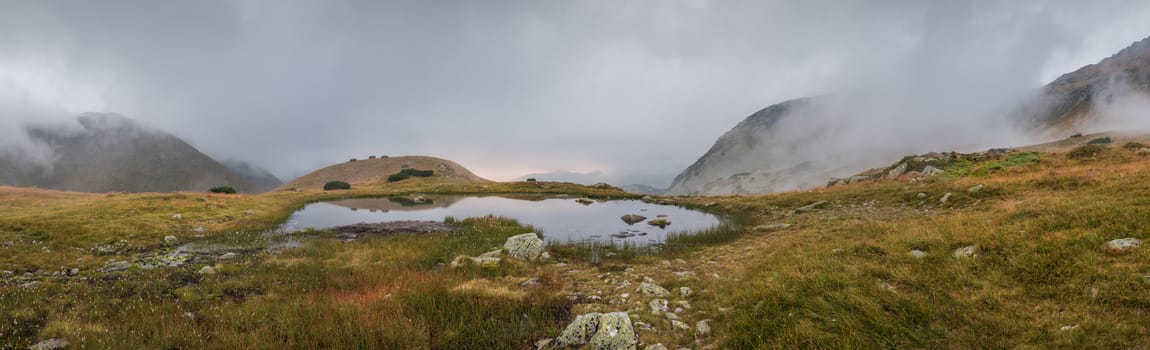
left=504, top=233, right=546, bottom=261
left=671, top=320, right=691, bottom=331
left=679, top=286, right=693, bottom=297
left=910, top=250, right=928, bottom=259
left=1105, top=237, right=1142, bottom=254
left=198, top=266, right=217, bottom=275
left=952, top=245, right=977, bottom=258
left=554, top=312, right=638, bottom=350
left=27, top=338, right=70, bottom=350
left=638, top=282, right=670, bottom=298
left=696, top=320, right=712, bottom=335
left=163, top=235, right=179, bottom=245
left=649, top=299, right=669, bottom=313
left=643, top=344, right=668, bottom=350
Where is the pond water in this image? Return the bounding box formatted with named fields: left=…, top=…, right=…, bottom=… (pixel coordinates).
left=282, top=195, right=728, bottom=245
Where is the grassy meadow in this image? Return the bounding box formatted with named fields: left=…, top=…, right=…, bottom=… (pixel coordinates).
left=3, top=145, right=1150, bottom=348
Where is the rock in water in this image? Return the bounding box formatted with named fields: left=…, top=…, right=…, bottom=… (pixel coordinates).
left=504, top=233, right=546, bottom=261
left=554, top=312, right=639, bottom=350
left=620, top=214, right=647, bottom=225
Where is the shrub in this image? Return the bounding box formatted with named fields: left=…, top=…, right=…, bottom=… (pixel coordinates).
left=387, top=169, right=434, bottom=182
left=323, top=181, right=351, bottom=190
left=349, top=158, right=357, bottom=162
left=209, top=186, right=236, bottom=194
left=1122, top=141, right=1147, bottom=150
left=1067, top=144, right=1107, bottom=159
left=525, top=178, right=537, bottom=182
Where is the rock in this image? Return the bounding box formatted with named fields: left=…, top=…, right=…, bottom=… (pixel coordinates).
left=412, top=196, right=428, bottom=204
left=504, top=233, right=546, bottom=261
left=922, top=165, right=944, bottom=176
left=1059, top=324, right=1079, bottom=332
left=218, top=252, right=237, bottom=260
left=671, top=320, right=691, bottom=331
left=172, top=213, right=182, bottom=221
left=916, top=192, right=928, bottom=199
left=471, top=256, right=502, bottom=268
left=664, top=312, right=680, bottom=320
left=163, top=236, right=179, bottom=245
left=198, top=266, right=217, bottom=275
left=644, top=344, right=669, bottom=350
left=939, top=192, right=952, bottom=204
left=649, top=299, right=670, bottom=313
left=478, top=249, right=503, bottom=258
left=1105, top=238, right=1142, bottom=254
left=103, top=260, right=132, bottom=272
left=535, top=338, right=553, bottom=349
left=887, top=162, right=908, bottom=179
left=677, top=300, right=692, bottom=309
left=641, top=196, right=654, bottom=201
left=192, top=227, right=206, bottom=233
left=696, top=320, right=712, bottom=335
left=795, top=201, right=827, bottom=213
left=521, top=278, right=543, bottom=288
left=576, top=198, right=595, bottom=205
left=909, top=250, right=928, bottom=259
left=1, top=270, right=13, bottom=278
left=27, top=338, right=69, bottom=350
left=1139, top=148, right=1150, bottom=155
left=620, top=214, right=648, bottom=225
left=967, top=184, right=984, bottom=193
left=638, top=282, right=671, bottom=298
left=554, top=312, right=638, bottom=350
left=679, top=286, right=693, bottom=297
left=952, top=245, right=977, bottom=258
left=20, top=281, right=39, bottom=288
left=68, top=268, right=79, bottom=276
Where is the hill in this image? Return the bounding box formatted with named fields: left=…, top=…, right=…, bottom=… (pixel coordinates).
left=668, top=35, right=1150, bottom=196
left=278, top=155, right=490, bottom=190
left=0, top=113, right=265, bottom=193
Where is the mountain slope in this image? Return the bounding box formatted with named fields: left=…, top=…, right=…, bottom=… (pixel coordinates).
left=668, top=36, right=1150, bottom=195
left=279, top=155, right=489, bottom=190
left=221, top=160, right=283, bottom=193
left=0, top=113, right=260, bottom=193
left=1024, top=35, right=1150, bottom=131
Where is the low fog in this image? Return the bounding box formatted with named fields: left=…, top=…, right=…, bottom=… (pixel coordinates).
left=1, top=1, right=1149, bottom=184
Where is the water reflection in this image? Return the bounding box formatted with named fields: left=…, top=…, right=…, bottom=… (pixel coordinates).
left=284, top=195, right=726, bottom=244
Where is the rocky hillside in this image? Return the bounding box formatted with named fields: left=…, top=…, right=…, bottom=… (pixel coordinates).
left=278, top=155, right=489, bottom=190
left=1024, top=36, right=1150, bottom=132
left=668, top=36, right=1150, bottom=195
left=0, top=113, right=266, bottom=193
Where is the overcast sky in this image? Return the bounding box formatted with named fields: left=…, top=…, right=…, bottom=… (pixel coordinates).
left=1, top=1, right=1148, bottom=183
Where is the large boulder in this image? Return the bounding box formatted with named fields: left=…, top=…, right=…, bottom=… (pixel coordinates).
left=504, top=233, right=546, bottom=261
left=637, top=282, right=670, bottom=298
left=554, top=312, right=638, bottom=350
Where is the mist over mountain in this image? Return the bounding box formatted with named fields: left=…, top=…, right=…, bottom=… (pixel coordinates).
left=668, top=36, right=1150, bottom=196
left=220, top=160, right=283, bottom=194
left=0, top=113, right=273, bottom=193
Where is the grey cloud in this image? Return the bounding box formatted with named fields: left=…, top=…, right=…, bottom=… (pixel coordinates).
left=0, top=0, right=1147, bottom=182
